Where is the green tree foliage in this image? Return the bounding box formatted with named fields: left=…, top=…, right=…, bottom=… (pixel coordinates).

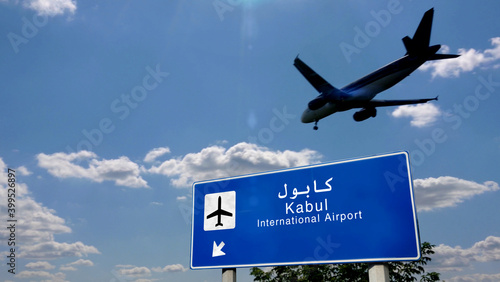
left=250, top=242, right=440, bottom=282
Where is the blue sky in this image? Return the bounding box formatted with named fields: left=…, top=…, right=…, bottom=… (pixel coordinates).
left=1, top=0, right=499, bottom=281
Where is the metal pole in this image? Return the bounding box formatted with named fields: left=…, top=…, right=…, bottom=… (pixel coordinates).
left=368, top=263, right=390, bottom=282
left=222, top=268, right=236, bottom=282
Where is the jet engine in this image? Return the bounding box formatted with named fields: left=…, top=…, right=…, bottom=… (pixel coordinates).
left=308, top=96, right=328, bottom=110
left=353, top=108, right=377, bottom=122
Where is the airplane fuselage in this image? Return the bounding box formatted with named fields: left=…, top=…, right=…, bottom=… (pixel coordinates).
left=301, top=55, right=425, bottom=123
left=296, top=8, right=459, bottom=129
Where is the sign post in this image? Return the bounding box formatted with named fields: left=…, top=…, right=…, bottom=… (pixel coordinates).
left=368, top=264, right=390, bottom=282
left=222, top=268, right=236, bottom=282
left=191, top=151, right=420, bottom=270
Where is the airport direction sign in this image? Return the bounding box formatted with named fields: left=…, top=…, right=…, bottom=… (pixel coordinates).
left=190, top=151, right=420, bottom=269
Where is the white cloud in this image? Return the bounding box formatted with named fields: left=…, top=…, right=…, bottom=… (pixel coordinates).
left=67, top=259, right=94, bottom=267
left=1, top=157, right=98, bottom=261
left=414, top=176, right=499, bottom=212
left=115, top=264, right=136, bottom=268
left=36, top=151, right=97, bottom=178
left=472, top=236, right=500, bottom=262
left=152, top=264, right=188, bottom=273
left=429, top=236, right=500, bottom=272
left=0, top=158, right=9, bottom=185
left=446, top=273, right=500, bottom=282
left=17, top=165, right=32, bottom=176
left=144, top=147, right=171, bottom=163
left=91, top=157, right=148, bottom=188
left=25, top=261, right=56, bottom=270
left=391, top=103, right=441, bottom=127
left=112, top=265, right=156, bottom=281
left=148, top=142, right=322, bottom=188
left=1, top=183, right=69, bottom=244
left=17, top=270, right=67, bottom=281
left=23, top=0, right=77, bottom=16
left=14, top=196, right=72, bottom=242
left=419, top=37, right=500, bottom=78
left=115, top=266, right=151, bottom=278
left=176, top=196, right=187, bottom=201
left=19, top=241, right=100, bottom=259
left=59, top=265, right=77, bottom=271
left=37, top=151, right=148, bottom=188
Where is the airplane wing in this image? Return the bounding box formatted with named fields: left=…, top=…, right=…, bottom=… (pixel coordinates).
left=219, top=210, right=233, bottom=217
left=206, top=210, right=218, bottom=219
left=206, top=209, right=233, bottom=219
left=362, top=97, right=437, bottom=107
left=428, top=54, right=460, bottom=60
left=293, top=56, right=334, bottom=94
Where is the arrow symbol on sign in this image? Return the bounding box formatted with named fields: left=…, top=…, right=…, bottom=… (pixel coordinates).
left=212, top=241, right=226, bottom=257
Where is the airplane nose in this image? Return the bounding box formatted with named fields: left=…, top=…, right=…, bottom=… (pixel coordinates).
left=301, top=109, right=314, bottom=123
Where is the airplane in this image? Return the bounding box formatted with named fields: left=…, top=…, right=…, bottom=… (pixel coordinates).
left=294, top=8, right=459, bottom=130
left=206, top=196, right=233, bottom=227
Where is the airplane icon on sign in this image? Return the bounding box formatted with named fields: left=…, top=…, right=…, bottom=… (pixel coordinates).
left=206, top=196, right=233, bottom=227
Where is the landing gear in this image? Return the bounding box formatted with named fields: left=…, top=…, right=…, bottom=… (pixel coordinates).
left=313, top=120, right=319, bottom=130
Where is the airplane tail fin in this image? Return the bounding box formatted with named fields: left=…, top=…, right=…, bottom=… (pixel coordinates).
left=402, top=8, right=459, bottom=60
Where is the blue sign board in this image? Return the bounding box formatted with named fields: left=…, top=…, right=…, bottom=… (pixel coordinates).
left=190, top=152, right=420, bottom=269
